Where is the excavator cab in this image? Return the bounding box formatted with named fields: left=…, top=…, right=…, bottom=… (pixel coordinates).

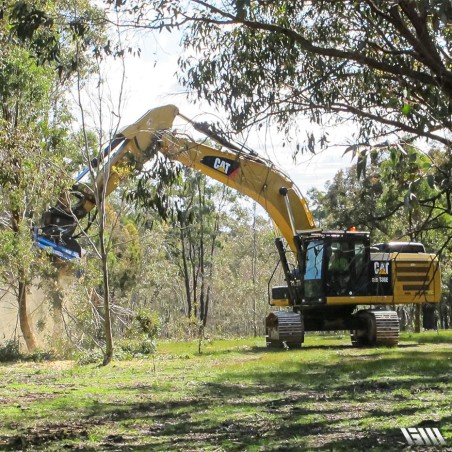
left=299, top=231, right=372, bottom=304
left=272, top=230, right=373, bottom=306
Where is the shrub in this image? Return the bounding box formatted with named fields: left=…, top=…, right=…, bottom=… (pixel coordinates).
left=0, top=340, right=21, bottom=362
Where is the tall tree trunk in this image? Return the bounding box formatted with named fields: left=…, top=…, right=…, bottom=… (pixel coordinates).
left=203, top=287, right=211, bottom=328
left=251, top=202, right=258, bottom=337
left=13, top=211, right=38, bottom=352
left=414, top=304, right=421, bottom=333
left=180, top=229, right=192, bottom=317
left=190, top=243, right=198, bottom=319
left=18, top=278, right=38, bottom=352
left=198, top=181, right=206, bottom=324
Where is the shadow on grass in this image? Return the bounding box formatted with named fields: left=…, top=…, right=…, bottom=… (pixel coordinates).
left=174, top=332, right=448, bottom=358
left=238, top=342, right=422, bottom=356
left=218, top=349, right=451, bottom=391
left=1, top=346, right=450, bottom=451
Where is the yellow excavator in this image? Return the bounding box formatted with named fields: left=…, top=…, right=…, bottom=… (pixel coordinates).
left=37, top=105, right=442, bottom=347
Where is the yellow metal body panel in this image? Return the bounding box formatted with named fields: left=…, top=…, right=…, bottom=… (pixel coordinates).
left=392, top=253, right=441, bottom=303
left=327, top=252, right=441, bottom=306
left=90, top=104, right=315, bottom=252
left=159, top=135, right=315, bottom=252
left=271, top=299, right=290, bottom=307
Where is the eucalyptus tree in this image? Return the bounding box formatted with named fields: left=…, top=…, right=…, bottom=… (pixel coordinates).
left=0, top=0, right=105, bottom=351
left=162, top=169, right=235, bottom=327
left=113, top=0, right=452, bottom=245
left=135, top=1, right=451, bottom=148
left=311, top=148, right=452, bottom=244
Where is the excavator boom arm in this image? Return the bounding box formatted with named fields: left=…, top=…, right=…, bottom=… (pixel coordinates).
left=158, top=134, right=315, bottom=251
left=39, top=104, right=314, bottom=255
left=108, top=105, right=315, bottom=251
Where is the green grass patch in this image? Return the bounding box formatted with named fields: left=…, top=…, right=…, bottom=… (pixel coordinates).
left=400, top=330, right=452, bottom=344
left=0, top=332, right=450, bottom=450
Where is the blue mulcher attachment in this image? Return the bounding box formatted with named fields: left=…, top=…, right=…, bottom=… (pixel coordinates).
left=34, top=232, right=80, bottom=261
left=34, top=137, right=126, bottom=261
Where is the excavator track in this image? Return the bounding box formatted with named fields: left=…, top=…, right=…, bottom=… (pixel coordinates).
left=266, top=311, right=304, bottom=348
left=351, top=310, right=399, bottom=347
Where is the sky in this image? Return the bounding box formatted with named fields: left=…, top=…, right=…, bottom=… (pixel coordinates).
left=90, top=24, right=356, bottom=195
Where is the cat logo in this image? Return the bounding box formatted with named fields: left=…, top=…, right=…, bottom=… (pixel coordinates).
left=201, top=156, right=240, bottom=177
left=213, top=158, right=231, bottom=173
left=374, top=261, right=389, bottom=275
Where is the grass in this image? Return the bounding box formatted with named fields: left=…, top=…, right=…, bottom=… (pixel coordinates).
left=0, top=331, right=451, bottom=450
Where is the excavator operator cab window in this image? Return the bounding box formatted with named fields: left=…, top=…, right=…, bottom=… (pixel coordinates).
left=303, top=240, right=325, bottom=299
left=326, top=237, right=370, bottom=296
left=327, top=241, right=352, bottom=295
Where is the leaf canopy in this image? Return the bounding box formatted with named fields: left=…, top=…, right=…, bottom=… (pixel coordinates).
left=134, top=0, right=451, bottom=153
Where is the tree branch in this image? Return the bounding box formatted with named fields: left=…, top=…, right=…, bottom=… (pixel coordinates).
left=191, top=0, right=452, bottom=95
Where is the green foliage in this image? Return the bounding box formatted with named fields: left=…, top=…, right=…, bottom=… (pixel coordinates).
left=310, top=146, right=452, bottom=246
left=75, top=348, right=104, bottom=365
left=134, top=309, right=161, bottom=339
left=0, top=0, right=106, bottom=237
left=68, top=181, right=277, bottom=341
left=158, top=169, right=236, bottom=325
left=167, top=315, right=203, bottom=340
left=117, top=337, right=157, bottom=358
left=24, top=349, right=56, bottom=362
left=76, top=336, right=158, bottom=363
left=124, top=154, right=181, bottom=222
left=402, top=331, right=452, bottom=344
left=125, top=1, right=452, bottom=254
left=0, top=339, right=57, bottom=363
left=136, top=1, right=451, bottom=152
left=0, top=340, right=21, bottom=362
left=7, top=0, right=107, bottom=77
left=0, top=2, right=87, bottom=351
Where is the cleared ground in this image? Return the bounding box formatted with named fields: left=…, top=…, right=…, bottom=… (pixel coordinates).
left=0, top=331, right=451, bottom=451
